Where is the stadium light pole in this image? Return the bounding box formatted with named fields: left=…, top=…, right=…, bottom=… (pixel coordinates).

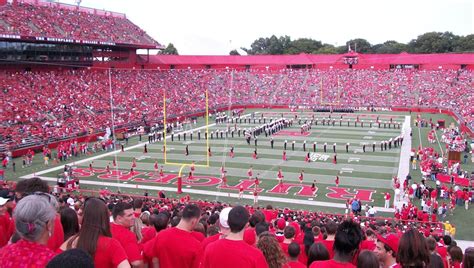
left=108, top=68, right=117, bottom=147
left=108, top=68, right=120, bottom=192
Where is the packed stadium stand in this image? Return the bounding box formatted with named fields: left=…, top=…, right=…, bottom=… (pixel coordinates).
left=0, top=0, right=159, bottom=47
left=0, top=68, right=473, bottom=152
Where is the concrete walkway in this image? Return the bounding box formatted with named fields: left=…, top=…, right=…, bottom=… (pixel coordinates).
left=394, top=115, right=412, bottom=208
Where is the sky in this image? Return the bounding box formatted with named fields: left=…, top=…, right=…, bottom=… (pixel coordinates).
left=62, top=0, right=472, bottom=55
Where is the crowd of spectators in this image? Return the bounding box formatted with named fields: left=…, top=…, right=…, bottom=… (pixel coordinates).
left=0, top=177, right=473, bottom=267
left=0, top=68, right=472, bottom=150
left=0, top=1, right=159, bottom=46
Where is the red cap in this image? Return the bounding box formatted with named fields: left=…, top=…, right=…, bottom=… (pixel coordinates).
left=277, top=218, right=286, bottom=230
left=377, top=233, right=400, bottom=253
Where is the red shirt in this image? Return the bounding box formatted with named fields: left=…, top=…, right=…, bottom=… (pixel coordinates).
left=48, top=214, right=64, bottom=251
left=0, top=213, right=13, bottom=247
left=60, top=236, right=128, bottom=268
left=110, top=223, right=142, bottom=262
left=201, top=238, right=268, bottom=268
left=321, top=239, right=335, bottom=259
left=310, top=259, right=355, bottom=268
left=0, top=239, right=57, bottom=268
left=152, top=227, right=202, bottom=268
left=285, top=260, right=306, bottom=268
left=360, top=240, right=376, bottom=251
left=201, top=233, right=220, bottom=250
left=141, top=226, right=157, bottom=244
left=280, top=241, right=307, bottom=264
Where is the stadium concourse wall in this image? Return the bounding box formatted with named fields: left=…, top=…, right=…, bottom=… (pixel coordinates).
left=135, top=53, right=474, bottom=70
left=9, top=104, right=473, bottom=158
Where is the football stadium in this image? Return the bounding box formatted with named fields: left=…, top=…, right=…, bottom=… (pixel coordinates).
left=0, top=0, right=473, bottom=267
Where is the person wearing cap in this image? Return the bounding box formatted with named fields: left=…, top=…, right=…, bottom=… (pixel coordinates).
left=374, top=233, right=400, bottom=268
left=201, top=206, right=268, bottom=268
left=0, top=191, right=13, bottom=247
left=201, top=207, right=232, bottom=250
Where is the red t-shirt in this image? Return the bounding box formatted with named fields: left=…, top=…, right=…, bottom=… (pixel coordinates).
left=141, top=226, right=157, bottom=245
left=201, top=238, right=268, bottom=268
left=285, top=260, right=306, bottom=268
left=279, top=241, right=307, bottom=264
left=201, top=233, right=220, bottom=250
left=321, top=239, right=335, bottom=258
left=48, top=214, right=64, bottom=251
left=152, top=227, right=202, bottom=268
left=360, top=240, right=376, bottom=251
left=0, top=239, right=57, bottom=268
left=0, top=213, right=13, bottom=247
left=110, top=223, right=142, bottom=262
left=310, top=259, right=355, bottom=268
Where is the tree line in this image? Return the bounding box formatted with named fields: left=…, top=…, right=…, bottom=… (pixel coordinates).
left=230, top=32, right=474, bottom=55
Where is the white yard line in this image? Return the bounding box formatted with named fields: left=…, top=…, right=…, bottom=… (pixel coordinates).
left=433, top=130, right=445, bottom=158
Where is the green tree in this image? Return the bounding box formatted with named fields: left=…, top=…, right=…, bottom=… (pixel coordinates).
left=242, top=35, right=292, bottom=55
left=285, top=38, right=323, bottom=54
left=373, top=40, right=408, bottom=54
left=158, top=43, right=179, bottom=55
left=454, top=34, right=474, bottom=52
left=345, top=38, right=372, bottom=53
left=229, top=49, right=240, bottom=55
left=314, top=44, right=338, bottom=54
left=408, top=32, right=459, bottom=53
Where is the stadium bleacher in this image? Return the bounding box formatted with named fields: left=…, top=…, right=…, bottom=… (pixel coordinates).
left=0, top=68, right=472, bottom=151
left=0, top=1, right=159, bottom=46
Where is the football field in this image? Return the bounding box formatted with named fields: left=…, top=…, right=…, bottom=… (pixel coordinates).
left=25, top=109, right=408, bottom=214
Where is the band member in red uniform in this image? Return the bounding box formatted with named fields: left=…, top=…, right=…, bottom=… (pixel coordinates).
left=299, top=170, right=304, bottom=184
left=229, top=146, right=234, bottom=158
left=277, top=167, right=284, bottom=180
left=282, top=151, right=287, bottom=161
left=253, top=186, right=258, bottom=204
left=305, top=152, right=311, bottom=162
left=311, top=180, right=316, bottom=195
left=252, top=149, right=258, bottom=159
left=335, top=175, right=340, bottom=187
left=159, top=167, right=164, bottom=181
left=208, top=146, right=212, bottom=157
left=247, top=166, right=253, bottom=180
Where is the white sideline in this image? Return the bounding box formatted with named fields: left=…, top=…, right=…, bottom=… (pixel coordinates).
left=34, top=175, right=395, bottom=212
left=394, top=115, right=412, bottom=208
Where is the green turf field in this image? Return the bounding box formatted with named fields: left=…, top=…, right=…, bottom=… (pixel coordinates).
left=4, top=108, right=474, bottom=240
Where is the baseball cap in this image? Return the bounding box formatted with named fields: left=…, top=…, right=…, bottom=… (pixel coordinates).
left=377, top=233, right=400, bottom=253
left=0, top=197, right=8, bottom=206
left=219, top=207, right=232, bottom=229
